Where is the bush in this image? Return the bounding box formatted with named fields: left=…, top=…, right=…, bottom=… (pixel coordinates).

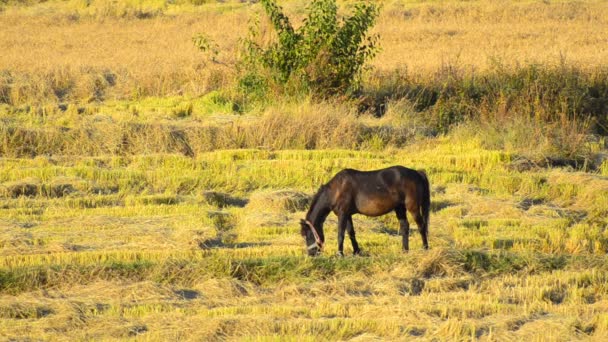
left=240, top=0, right=379, bottom=99
left=370, top=64, right=608, bottom=134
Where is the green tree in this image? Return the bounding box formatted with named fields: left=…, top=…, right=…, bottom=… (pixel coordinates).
left=241, top=0, right=379, bottom=98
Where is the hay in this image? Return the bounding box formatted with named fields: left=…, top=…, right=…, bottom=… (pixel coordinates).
left=247, top=189, right=310, bottom=213
left=1, top=178, right=40, bottom=198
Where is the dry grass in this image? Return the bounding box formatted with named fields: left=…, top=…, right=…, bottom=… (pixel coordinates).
left=0, top=99, right=427, bottom=157
left=1, top=146, right=607, bottom=340
left=451, top=115, right=599, bottom=167
left=372, top=0, right=608, bottom=73
left=1, top=1, right=608, bottom=103
left=1, top=1, right=608, bottom=340
left=0, top=1, right=247, bottom=104
left=247, top=189, right=310, bottom=213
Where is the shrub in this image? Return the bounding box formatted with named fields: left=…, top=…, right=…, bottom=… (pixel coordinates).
left=240, top=0, right=379, bottom=99
left=371, top=64, right=608, bottom=134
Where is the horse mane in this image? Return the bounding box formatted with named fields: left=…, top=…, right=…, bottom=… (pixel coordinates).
left=301, top=184, right=327, bottom=236
left=308, top=184, right=327, bottom=215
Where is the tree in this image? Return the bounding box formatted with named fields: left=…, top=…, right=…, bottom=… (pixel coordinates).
left=240, top=0, right=379, bottom=98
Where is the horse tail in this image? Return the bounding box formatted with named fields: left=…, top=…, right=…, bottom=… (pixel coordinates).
left=417, top=170, right=430, bottom=235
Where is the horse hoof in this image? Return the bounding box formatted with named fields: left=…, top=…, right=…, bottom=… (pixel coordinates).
left=336, top=251, right=344, bottom=257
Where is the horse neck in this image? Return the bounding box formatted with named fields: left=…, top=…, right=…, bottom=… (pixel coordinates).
left=306, top=189, right=330, bottom=228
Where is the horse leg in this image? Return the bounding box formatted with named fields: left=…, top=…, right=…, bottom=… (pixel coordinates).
left=346, top=216, right=360, bottom=255
left=337, top=214, right=347, bottom=256
left=414, top=213, right=429, bottom=250
left=395, top=205, right=409, bottom=251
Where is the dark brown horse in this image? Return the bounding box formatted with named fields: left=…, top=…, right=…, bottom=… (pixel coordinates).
left=300, top=166, right=430, bottom=256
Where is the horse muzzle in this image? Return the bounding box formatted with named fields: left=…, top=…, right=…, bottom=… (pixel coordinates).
left=307, top=241, right=322, bottom=256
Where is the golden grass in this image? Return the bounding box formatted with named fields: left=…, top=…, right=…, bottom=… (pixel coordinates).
left=1, top=144, right=608, bottom=340
left=372, top=0, right=608, bottom=73
left=1, top=1, right=608, bottom=340
left=1, top=0, right=608, bottom=103
left=0, top=1, right=247, bottom=104
left=0, top=99, right=424, bottom=157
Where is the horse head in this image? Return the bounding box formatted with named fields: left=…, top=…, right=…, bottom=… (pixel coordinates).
left=300, top=219, right=323, bottom=256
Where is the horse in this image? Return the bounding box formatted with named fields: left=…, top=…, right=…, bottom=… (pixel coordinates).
left=300, top=166, right=430, bottom=256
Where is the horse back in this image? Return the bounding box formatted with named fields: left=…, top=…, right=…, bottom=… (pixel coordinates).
left=329, top=166, right=420, bottom=195
left=326, top=166, right=424, bottom=216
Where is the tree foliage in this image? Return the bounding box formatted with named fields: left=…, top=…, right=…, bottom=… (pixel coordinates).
left=240, top=0, right=379, bottom=98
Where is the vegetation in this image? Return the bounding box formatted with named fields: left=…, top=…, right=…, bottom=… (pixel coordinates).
left=1, top=147, right=607, bottom=340
left=240, top=0, right=379, bottom=97
left=1, top=0, right=607, bottom=340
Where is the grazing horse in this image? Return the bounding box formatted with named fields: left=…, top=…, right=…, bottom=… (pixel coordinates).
left=300, top=166, right=430, bottom=256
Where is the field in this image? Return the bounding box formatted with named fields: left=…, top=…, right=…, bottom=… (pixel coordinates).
left=1, top=0, right=608, bottom=341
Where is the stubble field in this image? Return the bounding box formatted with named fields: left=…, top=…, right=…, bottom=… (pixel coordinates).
left=1, top=0, right=608, bottom=340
